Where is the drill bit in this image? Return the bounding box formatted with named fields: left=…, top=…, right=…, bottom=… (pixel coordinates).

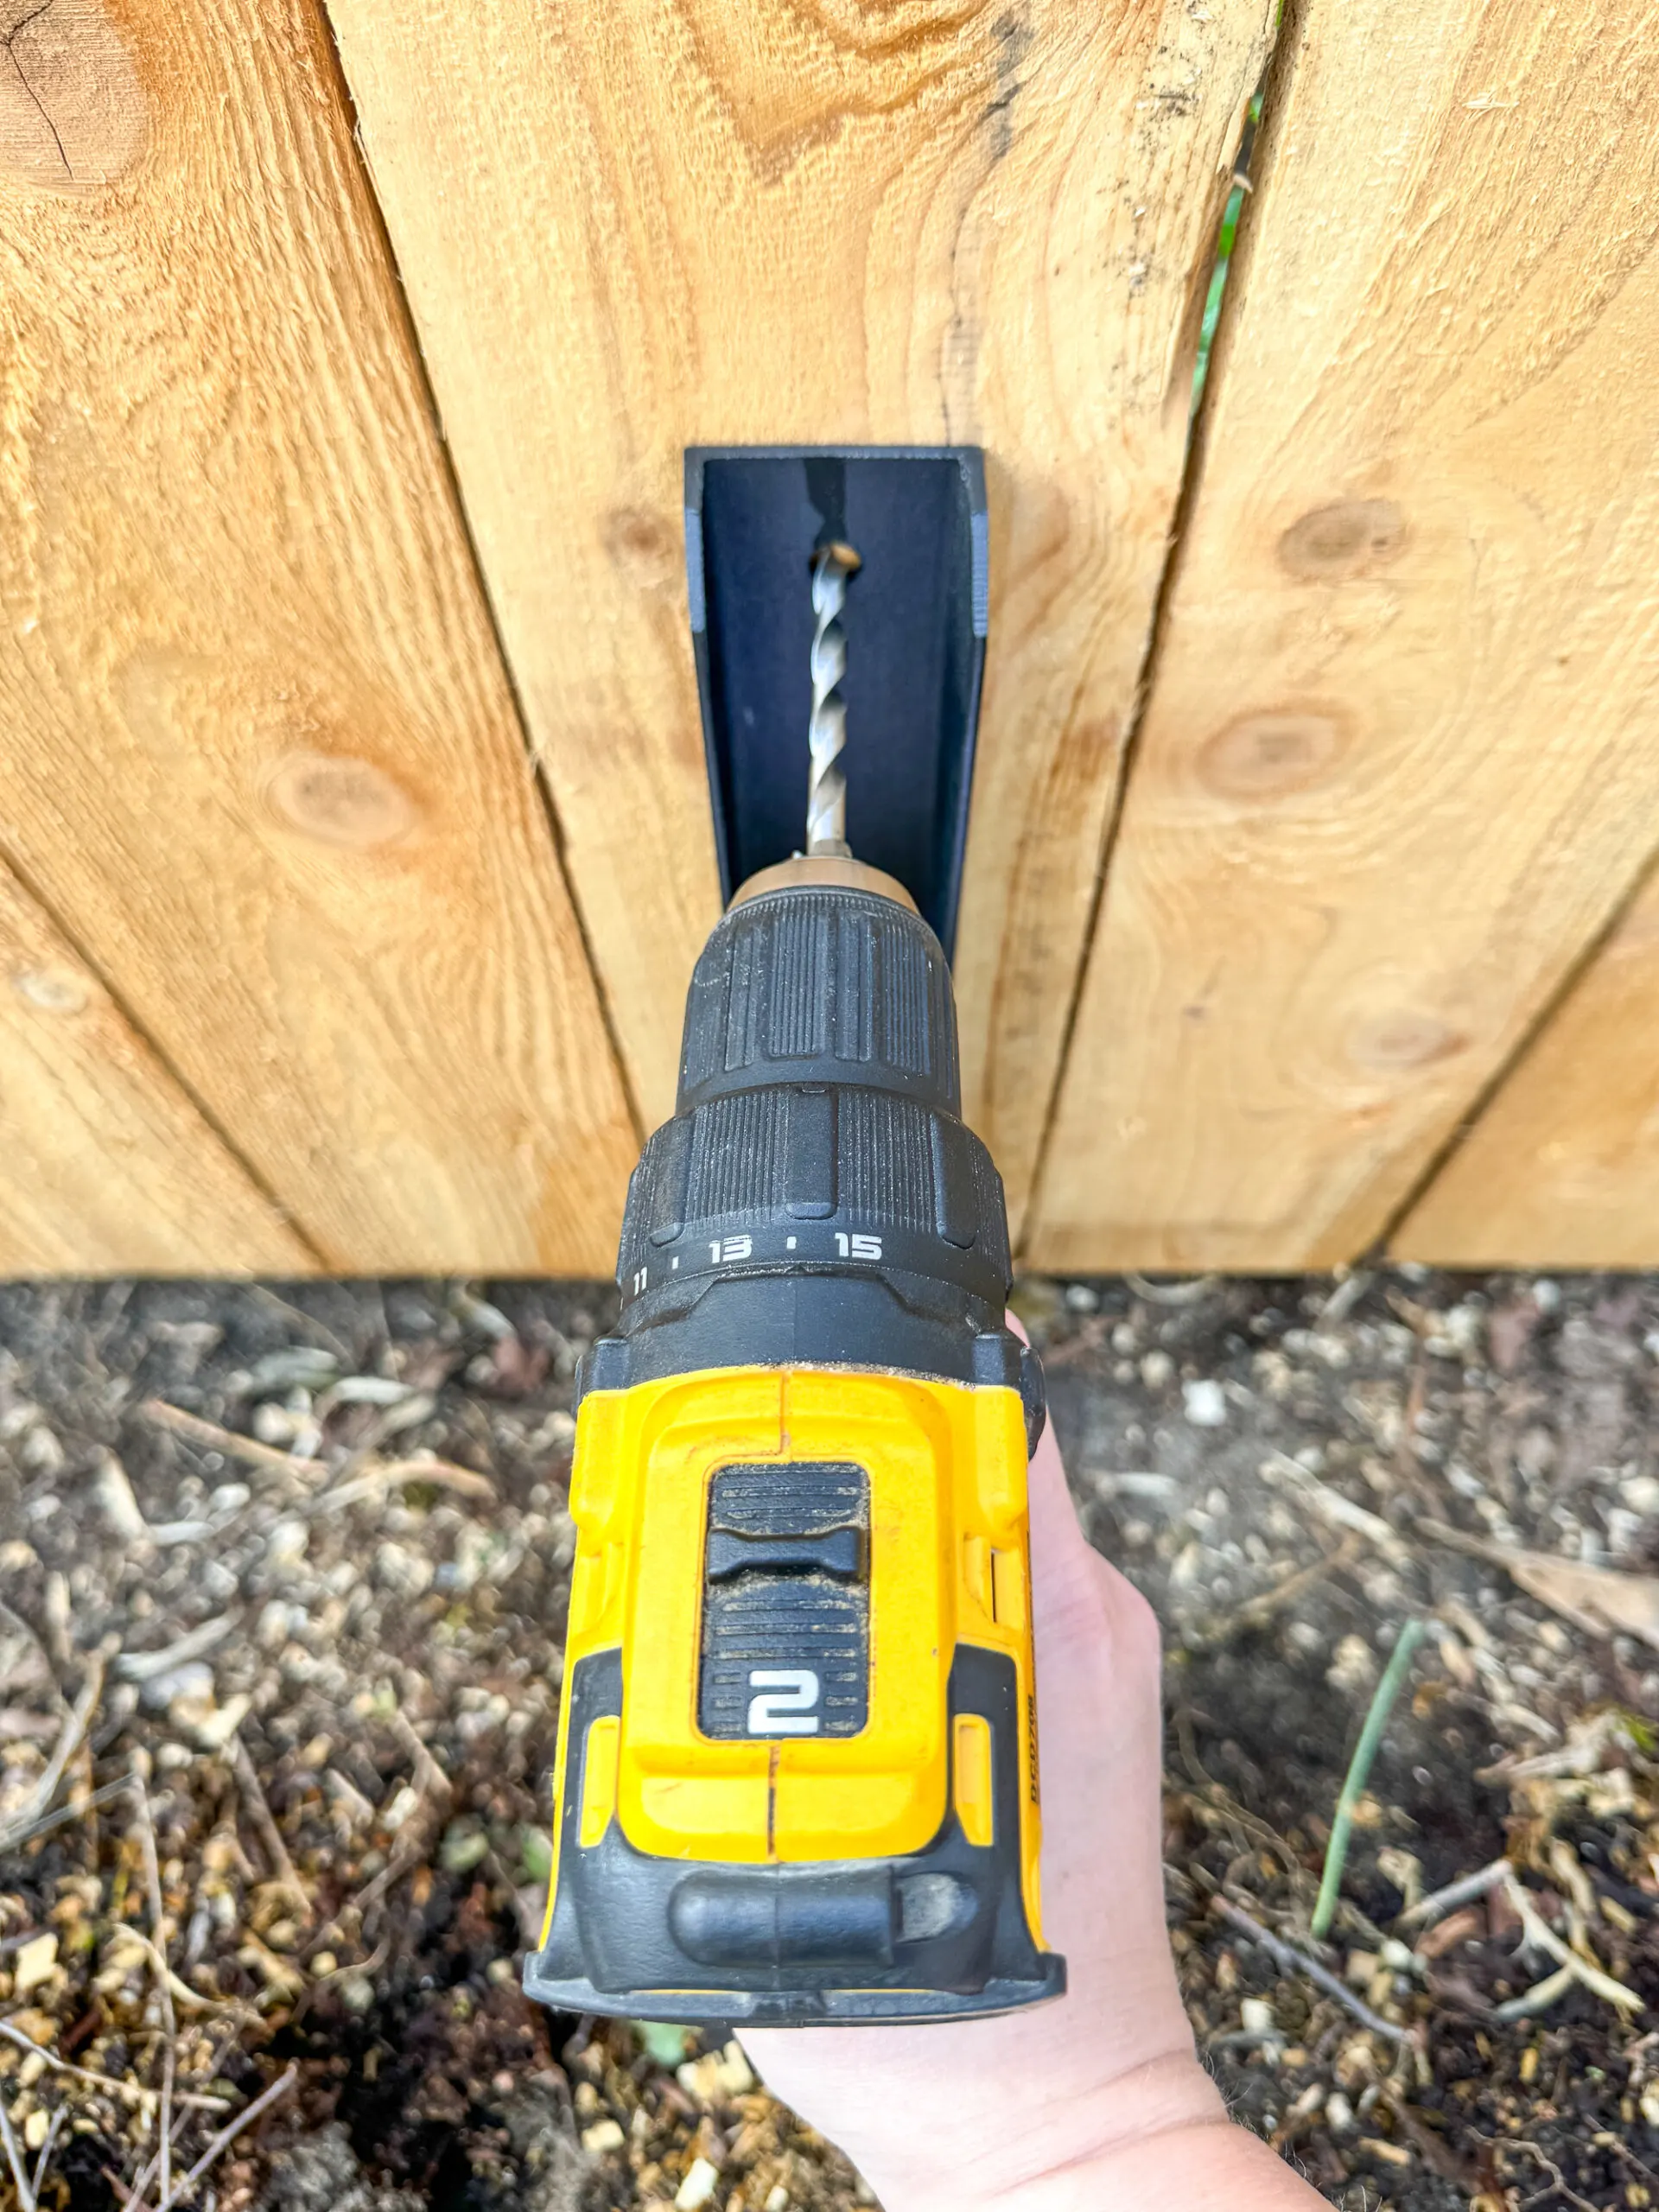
left=806, top=542, right=858, bottom=856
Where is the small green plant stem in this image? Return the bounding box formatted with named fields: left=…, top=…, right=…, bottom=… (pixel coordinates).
left=1310, top=1617, right=1428, bottom=1944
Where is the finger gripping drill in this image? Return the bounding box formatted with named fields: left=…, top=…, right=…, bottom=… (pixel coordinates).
left=524, top=540, right=1064, bottom=2027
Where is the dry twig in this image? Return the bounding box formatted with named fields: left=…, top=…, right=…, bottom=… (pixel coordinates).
left=1219, top=1536, right=1363, bottom=1641
left=1494, top=1872, right=1643, bottom=2022
left=230, top=1735, right=312, bottom=1925
left=0, top=2091, right=36, bottom=2212
left=138, top=1402, right=328, bottom=1491
left=102, top=1926, right=245, bottom=2018
left=1396, top=1857, right=1512, bottom=1933
left=28, top=2108, right=65, bottom=2206
left=128, top=1768, right=177, bottom=2212
left=0, top=1655, right=105, bottom=1853
left=115, top=1620, right=237, bottom=1686
left=1215, top=1897, right=1415, bottom=2046
left=1260, top=1452, right=1414, bottom=1568
left=1499, top=2139, right=1600, bottom=2212
left=309, top=1456, right=494, bottom=1515
left=0, top=2023, right=231, bottom=2110
left=351, top=1713, right=453, bottom=1911
left=147, top=2064, right=298, bottom=2212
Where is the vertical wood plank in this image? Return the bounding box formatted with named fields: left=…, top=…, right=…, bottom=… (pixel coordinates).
left=0, top=863, right=312, bottom=1274
left=1395, top=869, right=1659, bottom=1268
left=1030, top=0, right=1659, bottom=1271
left=321, top=0, right=1275, bottom=1224
left=1, top=0, right=638, bottom=1274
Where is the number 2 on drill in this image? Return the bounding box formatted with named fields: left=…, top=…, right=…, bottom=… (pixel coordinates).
left=747, top=1669, right=821, bottom=1735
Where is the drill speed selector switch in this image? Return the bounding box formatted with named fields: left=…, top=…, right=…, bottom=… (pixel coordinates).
left=524, top=450, right=1064, bottom=2027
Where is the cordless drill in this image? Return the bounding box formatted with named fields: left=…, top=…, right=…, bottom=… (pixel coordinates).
left=524, top=532, right=1063, bottom=2027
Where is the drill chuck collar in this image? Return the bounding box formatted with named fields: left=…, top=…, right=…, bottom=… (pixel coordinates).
left=576, top=874, right=1045, bottom=1440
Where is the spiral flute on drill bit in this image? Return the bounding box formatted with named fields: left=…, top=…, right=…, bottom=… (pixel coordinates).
left=807, top=545, right=855, bottom=856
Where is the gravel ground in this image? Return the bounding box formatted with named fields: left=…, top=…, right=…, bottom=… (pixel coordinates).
left=3, top=1271, right=1659, bottom=2212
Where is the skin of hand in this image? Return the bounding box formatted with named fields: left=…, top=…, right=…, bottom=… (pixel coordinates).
left=742, top=1376, right=1325, bottom=2210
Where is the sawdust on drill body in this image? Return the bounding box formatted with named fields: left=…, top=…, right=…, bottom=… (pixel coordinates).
left=2, top=1274, right=1659, bottom=2209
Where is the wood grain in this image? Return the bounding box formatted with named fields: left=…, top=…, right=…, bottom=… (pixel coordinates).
left=1030, top=0, right=1659, bottom=1271
left=321, top=0, right=1275, bottom=1223
left=0, top=0, right=638, bottom=1273
left=1395, top=868, right=1659, bottom=1268
left=0, top=861, right=309, bottom=1274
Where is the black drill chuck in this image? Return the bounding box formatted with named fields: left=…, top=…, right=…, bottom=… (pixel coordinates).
left=577, top=877, right=1044, bottom=1446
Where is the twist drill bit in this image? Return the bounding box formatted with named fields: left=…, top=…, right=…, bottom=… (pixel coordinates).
left=806, top=542, right=859, bottom=856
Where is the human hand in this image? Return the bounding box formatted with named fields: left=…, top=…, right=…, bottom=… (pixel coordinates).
left=742, top=1370, right=1323, bottom=2210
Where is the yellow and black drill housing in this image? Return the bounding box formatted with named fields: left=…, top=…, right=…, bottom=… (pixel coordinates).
left=524, top=865, right=1064, bottom=2024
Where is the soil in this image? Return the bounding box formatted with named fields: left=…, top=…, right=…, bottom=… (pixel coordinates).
left=3, top=1269, right=1659, bottom=2212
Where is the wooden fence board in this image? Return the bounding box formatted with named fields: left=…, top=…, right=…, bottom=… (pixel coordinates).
left=1395, top=870, right=1659, bottom=1268
left=321, top=0, right=1275, bottom=1227
left=0, top=0, right=638, bottom=1274
left=0, top=863, right=310, bottom=1274
left=1029, top=0, right=1659, bottom=1273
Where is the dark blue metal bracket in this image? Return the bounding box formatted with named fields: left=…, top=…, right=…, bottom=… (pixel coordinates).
left=684, top=447, right=988, bottom=959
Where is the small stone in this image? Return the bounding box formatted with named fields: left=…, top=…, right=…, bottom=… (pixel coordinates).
left=1169, top=1541, right=1205, bottom=1589
left=1624, top=1473, right=1659, bottom=1517
left=1360, top=2136, right=1411, bottom=2168
left=374, top=1542, right=435, bottom=1599
left=13, top=1933, right=57, bottom=1993
left=140, top=1660, right=214, bottom=1712
left=677, top=2054, right=723, bottom=2107
left=581, top=2119, right=625, bottom=2155
left=381, top=1784, right=421, bottom=1834
left=337, top=1974, right=376, bottom=2015
left=440, top=1821, right=490, bottom=1873
left=22, top=2108, right=48, bottom=2151
left=251, top=1402, right=298, bottom=1445
left=1327, top=1634, right=1379, bottom=1697
left=266, top=1519, right=309, bottom=1572
left=766, top=2190, right=790, bottom=2212
left=636, top=2020, right=690, bottom=2067
left=92, top=1452, right=150, bottom=1544
left=1240, top=1996, right=1276, bottom=2037
left=1141, top=1351, right=1174, bottom=1390
left=1608, top=1507, right=1643, bottom=1557
left=675, top=2157, right=721, bottom=2209
left=310, top=1950, right=339, bottom=1978
left=716, top=2041, right=754, bottom=2095
left=21, top=1425, right=62, bottom=1475
left=1064, top=1283, right=1099, bottom=1312
left=1641, top=2082, right=1659, bottom=2128
left=1182, top=1377, right=1227, bottom=1427
left=194, top=1692, right=251, bottom=1751
left=1325, top=2092, right=1355, bottom=2133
